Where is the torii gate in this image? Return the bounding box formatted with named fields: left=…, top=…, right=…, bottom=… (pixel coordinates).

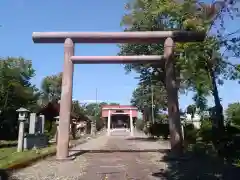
left=32, top=31, right=205, bottom=160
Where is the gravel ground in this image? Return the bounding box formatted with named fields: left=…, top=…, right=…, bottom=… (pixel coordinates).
left=10, top=130, right=169, bottom=180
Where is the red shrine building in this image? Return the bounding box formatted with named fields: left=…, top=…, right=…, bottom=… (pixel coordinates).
left=101, top=105, right=138, bottom=136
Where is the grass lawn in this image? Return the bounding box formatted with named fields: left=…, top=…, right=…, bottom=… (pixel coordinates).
left=0, top=131, right=102, bottom=169
left=0, top=145, right=56, bottom=169
left=0, top=135, right=91, bottom=169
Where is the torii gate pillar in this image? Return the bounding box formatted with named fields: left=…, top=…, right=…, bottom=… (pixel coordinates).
left=164, top=37, right=183, bottom=155
left=56, top=38, right=74, bottom=160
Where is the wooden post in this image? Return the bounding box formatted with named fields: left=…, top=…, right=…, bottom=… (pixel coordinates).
left=56, top=38, right=74, bottom=160
left=107, top=110, right=111, bottom=136
left=130, top=110, right=134, bottom=136
left=164, top=37, right=183, bottom=155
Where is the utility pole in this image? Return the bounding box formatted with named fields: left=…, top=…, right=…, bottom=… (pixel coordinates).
left=95, top=88, right=98, bottom=105
left=151, top=84, right=155, bottom=124
left=94, top=88, right=98, bottom=133
left=95, top=88, right=98, bottom=116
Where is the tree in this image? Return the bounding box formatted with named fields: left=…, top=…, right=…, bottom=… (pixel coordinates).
left=135, top=118, right=144, bottom=131
left=0, top=57, right=39, bottom=139
left=84, top=102, right=120, bottom=117
left=40, top=72, right=62, bottom=105
left=131, top=83, right=167, bottom=114
left=119, top=0, right=240, bottom=146
left=72, top=100, right=86, bottom=117
left=186, top=104, right=197, bottom=120
left=226, top=102, right=240, bottom=126
left=108, top=102, right=120, bottom=106
left=84, top=103, right=100, bottom=117
left=71, top=100, right=86, bottom=139
left=0, top=57, right=39, bottom=110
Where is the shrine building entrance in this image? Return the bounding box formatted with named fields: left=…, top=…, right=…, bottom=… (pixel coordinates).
left=101, top=105, right=137, bottom=136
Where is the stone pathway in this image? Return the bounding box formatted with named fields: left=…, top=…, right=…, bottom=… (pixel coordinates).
left=10, top=130, right=170, bottom=180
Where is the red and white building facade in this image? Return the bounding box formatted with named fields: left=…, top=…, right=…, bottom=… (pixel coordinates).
left=101, top=105, right=138, bottom=136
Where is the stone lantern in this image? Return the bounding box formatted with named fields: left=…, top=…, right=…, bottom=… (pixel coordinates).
left=91, top=119, right=96, bottom=135
left=16, top=107, right=29, bottom=121
left=16, top=107, right=29, bottom=152
left=55, top=116, right=60, bottom=125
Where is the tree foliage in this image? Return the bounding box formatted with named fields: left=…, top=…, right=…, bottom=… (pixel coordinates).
left=0, top=57, right=39, bottom=139
left=226, top=102, right=240, bottom=126
left=0, top=57, right=40, bottom=111
left=186, top=104, right=197, bottom=119
left=131, top=83, right=167, bottom=113
left=119, top=0, right=240, bottom=134
left=40, top=72, right=62, bottom=105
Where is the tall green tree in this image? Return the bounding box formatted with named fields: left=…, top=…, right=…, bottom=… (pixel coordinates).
left=131, top=83, right=167, bottom=114
left=40, top=72, right=62, bottom=105
left=72, top=100, right=86, bottom=117
left=225, top=102, right=240, bottom=126
left=0, top=57, right=39, bottom=139
left=119, top=0, right=240, bottom=142
left=0, top=57, right=39, bottom=111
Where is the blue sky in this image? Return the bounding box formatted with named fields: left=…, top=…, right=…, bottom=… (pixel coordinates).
left=0, top=0, right=239, bottom=111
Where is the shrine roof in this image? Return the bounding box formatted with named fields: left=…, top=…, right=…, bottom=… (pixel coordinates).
left=101, top=105, right=137, bottom=110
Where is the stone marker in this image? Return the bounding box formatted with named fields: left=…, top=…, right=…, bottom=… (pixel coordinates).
left=37, top=114, right=45, bottom=134
left=29, top=113, right=37, bottom=134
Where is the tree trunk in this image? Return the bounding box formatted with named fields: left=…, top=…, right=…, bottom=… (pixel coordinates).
left=48, top=121, right=53, bottom=132
left=208, top=64, right=225, bottom=144
left=71, top=122, right=76, bottom=139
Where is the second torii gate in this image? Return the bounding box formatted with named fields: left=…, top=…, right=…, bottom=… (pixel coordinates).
left=32, top=31, right=205, bottom=160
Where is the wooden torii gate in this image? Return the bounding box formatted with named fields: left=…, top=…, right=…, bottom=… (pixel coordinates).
left=32, top=31, right=205, bottom=160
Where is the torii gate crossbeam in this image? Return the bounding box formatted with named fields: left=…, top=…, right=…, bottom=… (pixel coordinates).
left=32, top=31, right=205, bottom=160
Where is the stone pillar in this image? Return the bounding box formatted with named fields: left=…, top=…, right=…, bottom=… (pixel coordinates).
left=57, top=38, right=74, bottom=160
left=29, top=113, right=37, bottom=134
left=91, top=121, right=96, bottom=135
left=17, top=121, right=25, bottom=152
left=39, top=114, right=45, bottom=134
left=55, top=120, right=59, bottom=142
left=107, top=110, right=111, bottom=136
left=130, top=110, right=134, bottom=136
left=181, top=124, right=184, bottom=140
left=164, top=37, right=183, bottom=155
left=84, top=122, right=87, bottom=135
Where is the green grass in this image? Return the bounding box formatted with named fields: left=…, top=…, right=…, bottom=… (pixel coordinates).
left=0, top=140, right=56, bottom=169
left=0, top=132, right=101, bottom=169
left=0, top=145, right=56, bottom=169
left=0, top=147, right=16, bottom=160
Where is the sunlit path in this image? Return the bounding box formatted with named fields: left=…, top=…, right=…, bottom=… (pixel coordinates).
left=11, top=131, right=170, bottom=180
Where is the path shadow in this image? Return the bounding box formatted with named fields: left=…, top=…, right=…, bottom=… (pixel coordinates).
left=0, top=143, right=17, bottom=148
left=125, top=137, right=159, bottom=142
left=151, top=151, right=240, bottom=180
left=70, top=149, right=170, bottom=157
left=0, top=169, right=19, bottom=180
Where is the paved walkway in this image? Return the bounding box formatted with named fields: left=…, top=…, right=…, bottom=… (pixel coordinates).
left=10, top=130, right=170, bottom=180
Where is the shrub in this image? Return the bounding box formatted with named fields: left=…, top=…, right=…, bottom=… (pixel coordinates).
left=148, top=122, right=169, bottom=139
left=218, top=125, right=240, bottom=158
left=45, top=121, right=57, bottom=139
left=96, top=118, right=104, bottom=131
left=184, top=124, right=198, bottom=144
left=199, top=120, right=212, bottom=143
left=135, top=119, right=144, bottom=131
left=225, top=124, right=240, bottom=136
